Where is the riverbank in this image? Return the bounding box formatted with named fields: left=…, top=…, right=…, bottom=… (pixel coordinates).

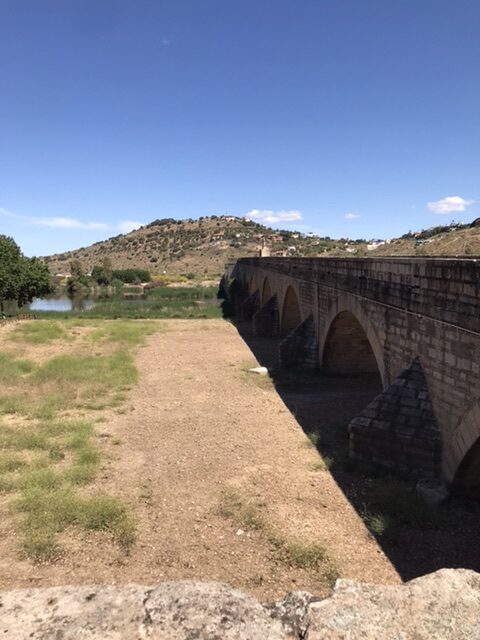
left=19, top=285, right=223, bottom=320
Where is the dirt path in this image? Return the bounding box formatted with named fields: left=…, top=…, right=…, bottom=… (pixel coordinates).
left=0, top=319, right=399, bottom=600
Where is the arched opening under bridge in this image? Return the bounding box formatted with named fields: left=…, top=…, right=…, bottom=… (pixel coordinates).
left=280, top=286, right=302, bottom=337
left=261, top=278, right=272, bottom=305
left=453, top=438, right=480, bottom=498
left=322, top=310, right=381, bottom=376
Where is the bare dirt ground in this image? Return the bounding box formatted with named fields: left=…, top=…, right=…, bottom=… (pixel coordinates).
left=0, top=319, right=399, bottom=600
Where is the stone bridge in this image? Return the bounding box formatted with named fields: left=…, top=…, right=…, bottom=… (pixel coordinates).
left=224, top=257, right=480, bottom=495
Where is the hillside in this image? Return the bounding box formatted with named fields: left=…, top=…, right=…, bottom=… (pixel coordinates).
left=42, top=215, right=480, bottom=278
left=42, top=216, right=365, bottom=276
left=370, top=219, right=480, bottom=258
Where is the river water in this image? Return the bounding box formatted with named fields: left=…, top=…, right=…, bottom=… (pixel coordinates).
left=28, top=297, right=96, bottom=312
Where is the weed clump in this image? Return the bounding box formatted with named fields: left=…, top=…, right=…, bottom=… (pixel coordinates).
left=359, top=477, right=449, bottom=540
left=89, top=321, right=157, bottom=345
left=215, top=486, right=339, bottom=588
left=282, top=541, right=327, bottom=568
left=304, top=432, right=320, bottom=448
left=215, top=487, right=265, bottom=530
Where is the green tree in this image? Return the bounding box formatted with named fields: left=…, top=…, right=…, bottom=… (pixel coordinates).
left=91, top=257, right=113, bottom=285
left=0, top=235, right=52, bottom=314
left=69, top=259, right=84, bottom=278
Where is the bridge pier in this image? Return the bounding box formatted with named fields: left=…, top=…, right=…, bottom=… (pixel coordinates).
left=253, top=295, right=279, bottom=337
left=279, top=314, right=319, bottom=369
left=240, top=289, right=260, bottom=321
left=349, top=359, right=441, bottom=480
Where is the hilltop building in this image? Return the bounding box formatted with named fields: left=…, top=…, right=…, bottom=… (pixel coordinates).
left=259, top=237, right=271, bottom=257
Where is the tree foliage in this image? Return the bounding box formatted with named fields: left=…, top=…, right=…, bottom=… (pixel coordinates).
left=112, top=269, right=150, bottom=284
left=91, top=257, right=113, bottom=285
left=66, top=259, right=91, bottom=300
left=0, top=235, right=52, bottom=313
left=69, top=259, right=84, bottom=278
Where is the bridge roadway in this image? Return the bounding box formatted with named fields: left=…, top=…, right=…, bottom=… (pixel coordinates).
left=224, top=256, right=480, bottom=495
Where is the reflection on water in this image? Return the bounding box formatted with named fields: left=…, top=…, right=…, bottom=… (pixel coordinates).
left=29, top=297, right=96, bottom=312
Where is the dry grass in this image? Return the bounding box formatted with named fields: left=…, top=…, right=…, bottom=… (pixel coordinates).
left=8, top=321, right=68, bottom=344
left=240, top=361, right=275, bottom=390
left=216, top=487, right=339, bottom=587
left=0, top=319, right=157, bottom=561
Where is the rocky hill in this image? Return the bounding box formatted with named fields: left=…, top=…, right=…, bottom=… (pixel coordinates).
left=42, top=215, right=480, bottom=278
left=371, top=218, right=480, bottom=257
left=42, top=216, right=366, bottom=277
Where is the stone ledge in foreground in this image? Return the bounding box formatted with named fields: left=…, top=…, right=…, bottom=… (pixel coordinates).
left=0, top=569, right=479, bottom=639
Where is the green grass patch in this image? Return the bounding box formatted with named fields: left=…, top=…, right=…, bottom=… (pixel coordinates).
left=16, top=487, right=135, bottom=561
left=0, top=453, right=27, bottom=474
left=145, top=285, right=218, bottom=300
left=89, top=320, right=158, bottom=345
left=0, top=320, right=148, bottom=561
left=34, top=350, right=136, bottom=387
left=0, top=417, right=133, bottom=560
left=0, top=347, right=138, bottom=419
left=31, top=350, right=138, bottom=410
left=0, top=353, right=36, bottom=384
left=0, top=394, right=26, bottom=415
left=9, top=321, right=67, bottom=344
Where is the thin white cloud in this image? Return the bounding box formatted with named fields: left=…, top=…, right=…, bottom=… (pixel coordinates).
left=1, top=207, right=144, bottom=233
left=38, top=217, right=107, bottom=230
left=0, top=207, right=107, bottom=230
left=119, top=220, right=144, bottom=233
left=427, top=196, right=475, bottom=215
left=344, top=213, right=360, bottom=220
left=244, top=209, right=303, bottom=224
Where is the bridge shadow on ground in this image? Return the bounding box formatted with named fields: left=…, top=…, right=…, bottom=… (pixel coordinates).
left=231, top=318, right=480, bottom=582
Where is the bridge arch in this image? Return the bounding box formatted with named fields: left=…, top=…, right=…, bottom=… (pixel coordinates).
left=280, top=286, right=302, bottom=337
left=261, top=277, right=272, bottom=305
left=453, top=437, right=480, bottom=497
left=448, top=399, right=480, bottom=492
left=320, top=298, right=386, bottom=387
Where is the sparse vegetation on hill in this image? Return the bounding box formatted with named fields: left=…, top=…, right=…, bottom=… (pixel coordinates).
left=371, top=220, right=480, bottom=257
left=42, top=216, right=360, bottom=276
left=41, top=215, right=480, bottom=280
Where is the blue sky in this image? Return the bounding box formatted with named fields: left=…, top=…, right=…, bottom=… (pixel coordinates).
left=1, top=0, right=479, bottom=256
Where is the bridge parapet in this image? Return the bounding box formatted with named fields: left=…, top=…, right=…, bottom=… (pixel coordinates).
left=236, top=257, right=480, bottom=333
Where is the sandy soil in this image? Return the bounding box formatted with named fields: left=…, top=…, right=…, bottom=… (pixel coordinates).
left=0, top=319, right=399, bottom=600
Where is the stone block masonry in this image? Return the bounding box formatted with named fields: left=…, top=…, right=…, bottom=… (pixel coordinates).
left=253, top=295, right=279, bottom=337
left=349, top=358, right=441, bottom=479
left=279, top=314, right=318, bottom=369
